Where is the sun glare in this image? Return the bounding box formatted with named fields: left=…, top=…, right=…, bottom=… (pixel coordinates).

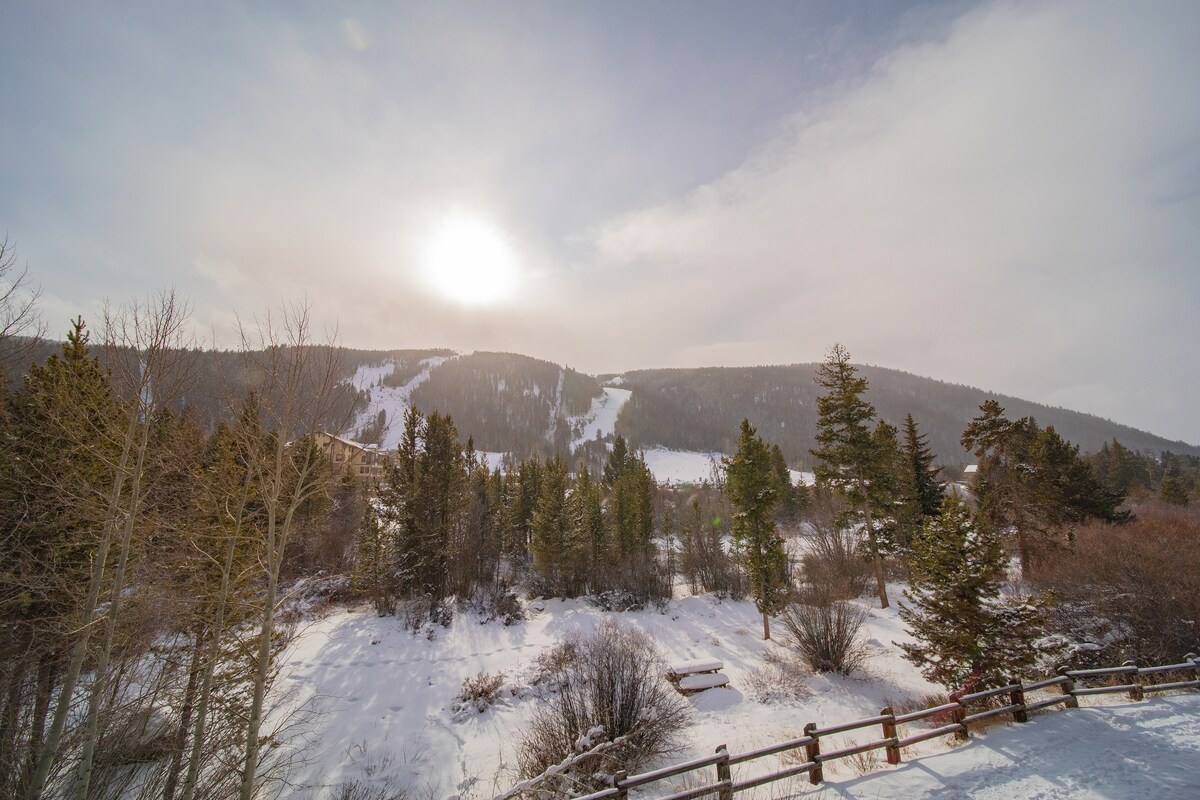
left=421, top=212, right=519, bottom=306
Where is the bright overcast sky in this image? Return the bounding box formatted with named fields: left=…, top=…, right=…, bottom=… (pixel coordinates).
left=2, top=1, right=1198, bottom=445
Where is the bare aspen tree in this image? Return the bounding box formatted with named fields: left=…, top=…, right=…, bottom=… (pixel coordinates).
left=177, top=396, right=263, bottom=800
left=0, top=234, right=45, bottom=366
left=70, top=292, right=195, bottom=799
left=234, top=302, right=344, bottom=800
left=25, top=296, right=192, bottom=800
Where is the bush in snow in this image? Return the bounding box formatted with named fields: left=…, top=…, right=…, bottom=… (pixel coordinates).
left=451, top=671, right=508, bottom=720
left=778, top=600, right=869, bottom=675
left=798, top=487, right=872, bottom=603
left=463, top=582, right=525, bottom=626
left=898, top=494, right=1046, bottom=695
left=399, top=595, right=454, bottom=636
left=516, top=620, right=690, bottom=788
left=744, top=648, right=811, bottom=703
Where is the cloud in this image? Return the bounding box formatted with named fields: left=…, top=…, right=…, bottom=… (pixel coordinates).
left=581, top=0, right=1200, bottom=443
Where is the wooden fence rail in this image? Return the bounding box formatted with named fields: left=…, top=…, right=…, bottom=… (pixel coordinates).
left=560, top=653, right=1200, bottom=800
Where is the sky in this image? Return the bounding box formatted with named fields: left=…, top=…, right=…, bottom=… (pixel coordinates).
left=2, top=1, right=1198, bottom=445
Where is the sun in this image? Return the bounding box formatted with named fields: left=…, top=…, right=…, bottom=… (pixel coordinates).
left=420, top=212, right=519, bottom=306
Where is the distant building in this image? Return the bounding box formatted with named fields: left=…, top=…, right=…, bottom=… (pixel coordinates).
left=313, top=431, right=388, bottom=480
left=963, top=464, right=979, bottom=480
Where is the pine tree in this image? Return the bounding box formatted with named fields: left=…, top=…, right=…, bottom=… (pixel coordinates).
left=530, top=456, right=572, bottom=595
left=413, top=412, right=467, bottom=601
left=964, top=402, right=1126, bottom=575
left=893, top=414, right=944, bottom=552
left=810, top=343, right=892, bottom=608
left=1161, top=463, right=1190, bottom=506
left=608, top=450, right=655, bottom=562
left=569, top=465, right=606, bottom=590
left=725, top=419, right=788, bottom=639
left=902, top=414, right=944, bottom=518
left=354, top=502, right=393, bottom=615
left=603, top=435, right=630, bottom=488
left=769, top=443, right=805, bottom=526
left=898, top=495, right=1045, bottom=693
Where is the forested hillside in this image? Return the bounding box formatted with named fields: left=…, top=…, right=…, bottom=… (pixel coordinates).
left=3, top=336, right=1196, bottom=466
left=614, top=365, right=1200, bottom=466
left=399, top=351, right=601, bottom=456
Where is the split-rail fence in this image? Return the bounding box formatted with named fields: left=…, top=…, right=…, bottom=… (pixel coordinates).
left=566, top=653, right=1200, bottom=800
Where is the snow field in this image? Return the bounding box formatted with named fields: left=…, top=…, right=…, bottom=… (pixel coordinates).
left=273, top=583, right=954, bottom=799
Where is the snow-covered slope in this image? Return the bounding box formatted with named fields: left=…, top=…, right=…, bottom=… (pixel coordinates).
left=569, top=386, right=632, bottom=449
left=271, top=587, right=1200, bottom=800
left=347, top=356, right=454, bottom=449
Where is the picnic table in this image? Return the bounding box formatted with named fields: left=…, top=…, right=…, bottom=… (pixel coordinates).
left=666, top=658, right=729, bottom=694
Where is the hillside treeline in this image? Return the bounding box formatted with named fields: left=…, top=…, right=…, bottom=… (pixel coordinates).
left=613, top=364, right=1199, bottom=466
left=408, top=352, right=601, bottom=458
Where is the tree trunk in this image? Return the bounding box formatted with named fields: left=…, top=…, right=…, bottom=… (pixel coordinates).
left=762, top=610, right=771, bottom=641
left=74, top=421, right=152, bottom=799
left=162, top=633, right=204, bottom=800
left=0, top=662, right=24, bottom=790
left=862, top=503, right=889, bottom=609
left=1015, top=517, right=1031, bottom=579
left=180, top=485, right=246, bottom=800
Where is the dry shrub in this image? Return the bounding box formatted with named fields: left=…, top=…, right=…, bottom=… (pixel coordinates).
left=799, top=494, right=871, bottom=602
left=745, top=649, right=810, bottom=704
left=516, top=621, right=691, bottom=790
left=1033, top=503, right=1200, bottom=665
left=778, top=601, right=869, bottom=675
left=464, top=582, right=525, bottom=626
left=455, top=671, right=506, bottom=710
left=841, top=738, right=880, bottom=776
left=886, top=693, right=953, bottom=727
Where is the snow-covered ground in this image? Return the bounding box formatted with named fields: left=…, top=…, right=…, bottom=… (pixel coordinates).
left=641, top=448, right=816, bottom=487
left=263, top=580, right=1200, bottom=800
left=642, top=448, right=726, bottom=485
left=274, top=586, right=941, bottom=799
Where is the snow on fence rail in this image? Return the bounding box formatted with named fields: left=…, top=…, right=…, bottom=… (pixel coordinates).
left=522, top=653, right=1200, bottom=800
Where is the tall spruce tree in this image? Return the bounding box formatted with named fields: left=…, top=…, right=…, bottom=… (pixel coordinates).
left=810, top=343, right=892, bottom=608
left=898, top=494, right=1045, bottom=693
left=568, top=465, right=607, bottom=590
left=893, top=414, right=944, bottom=552
left=530, top=456, right=572, bottom=595
left=964, top=402, right=1124, bottom=576
left=902, top=414, right=944, bottom=518
left=725, top=419, right=788, bottom=639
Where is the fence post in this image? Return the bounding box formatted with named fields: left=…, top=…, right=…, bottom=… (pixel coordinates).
left=949, top=691, right=969, bottom=741
left=1009, top=677, right=1028, bottom=723
left=613, top=770, right=628, bottom=800
left=714, top=745, right=732, bottom=800
left=1124, top=661, right=1144, bottom=701
left=803, top=722, right=822, bottom=785
left=1186, top=653, right=1199, bottom=689
left=880, top=706, right=901, bottom=765
left=1057, top=665, right=1079, bottom=709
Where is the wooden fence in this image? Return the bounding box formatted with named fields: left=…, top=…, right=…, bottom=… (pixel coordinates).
left=565, top=654, right=1200, bottom=800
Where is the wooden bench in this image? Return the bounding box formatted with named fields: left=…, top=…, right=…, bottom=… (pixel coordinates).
left=667, top=658, right=729, bottom=694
